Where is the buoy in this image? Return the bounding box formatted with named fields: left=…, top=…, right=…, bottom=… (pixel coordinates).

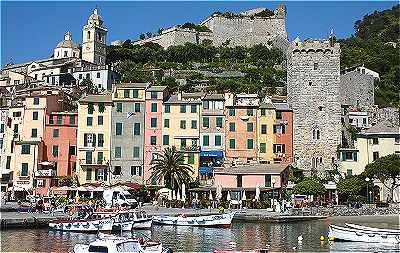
left=297, top=235, right=303, bottom=242
left=328, top=235, right=335, bottom=241
left=320, top=235, right=325, bottom=241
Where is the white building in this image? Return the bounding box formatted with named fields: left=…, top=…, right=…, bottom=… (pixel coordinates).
left=72, top=65, right=120, bottom=91
left=348, top=111, right=369, bottom=129
left=53, top=32, right=80, bottom=60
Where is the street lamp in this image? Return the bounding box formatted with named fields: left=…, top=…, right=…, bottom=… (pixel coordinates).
left=365, top=177, right=370, bottom=204
left=369, top=191, right=373, bottom=204
left=272, top=178, right=276, bottom=211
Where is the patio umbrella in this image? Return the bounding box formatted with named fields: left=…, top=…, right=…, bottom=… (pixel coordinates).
left=255, top=184, right=260, bottom=201
left=209, top=190, right=213, bottom=200
left=172, top=190, right=176, bottom=200
left=242, top=190, right=247, bottom=201
left=181, top=183, right=186, bottom=201
left=227, top=191, right=231, bottom=201
left=216, top=184, right=222, bottom=200
left=168, top=190, right=172, bottom=201
left=177, top=190, right=181, bottom=201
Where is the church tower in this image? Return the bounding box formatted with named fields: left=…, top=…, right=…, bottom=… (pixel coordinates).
left=82, top=9, right=107, bottom=65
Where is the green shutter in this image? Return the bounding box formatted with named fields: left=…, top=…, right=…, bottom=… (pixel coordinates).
left=229, top=139, right=235, bottom=149
left=86, top=168, right=92, bottom=181
left=203, top=135, right=209, bottom=146
left=188, top=153, right=195, bottom=164
left=215, top=135, right=222, bottom=146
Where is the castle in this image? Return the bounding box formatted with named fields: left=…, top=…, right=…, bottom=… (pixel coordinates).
left=132, top=5, right=288, bottom=50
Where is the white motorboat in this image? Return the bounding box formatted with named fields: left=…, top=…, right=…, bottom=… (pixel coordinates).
left=329, top=224, right=400, bottom=244
left=345, top=223, right=400, bottom=234
left=49, top=216, right=115, bottom=232
left=73, top=233, right=171, bottom=253
left=94, top=209, right=153, bottom=230
left=152, top=212, right=235, bottom=228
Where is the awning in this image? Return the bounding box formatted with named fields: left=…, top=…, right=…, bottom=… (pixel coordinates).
left=199, top=167, right=214, bottom=175
left=200, top=151, right=224, bottom=157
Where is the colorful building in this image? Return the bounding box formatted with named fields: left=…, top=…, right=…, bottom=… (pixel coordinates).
left=144, top=86, right=168, bottom=183
left=163, top=93, right=202, bottom=180
left=257, top=102, right=276, bottom=163
left=273, top=102, right=293, bottom=165
left=0, top=107, right=9, bottom=191
left=77, top=94, right=113, bottom=184
left=111, top=83, right=148, bottom=184
left=225, top=93, right=260, bottom=164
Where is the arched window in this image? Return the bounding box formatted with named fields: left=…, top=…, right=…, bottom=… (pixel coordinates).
left=317, top=130, right=320, bottom=139
left=87, top=31, right=91, bottom=40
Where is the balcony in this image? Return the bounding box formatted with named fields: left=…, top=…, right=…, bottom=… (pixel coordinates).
left=181, top=145, right=201, bottom=152
left=35, top=169, right=56, bottom=177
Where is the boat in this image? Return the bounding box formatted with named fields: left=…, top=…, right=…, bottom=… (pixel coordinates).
left=73, top=233, right=171, bottom=253
left=329, top=224, right=400, bottom=244
left=94, top=209, right=153, bottom=230
left=214, top=250, right=268, bottom=253
left=49, top=215, right=115, bottom=232
left=345, top=223, right=400, bottom=234
left=152, top=212, right=235, bottom=228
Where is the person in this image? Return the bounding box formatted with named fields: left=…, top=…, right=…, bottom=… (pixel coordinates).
left=191, top=198, right=196, bottom=209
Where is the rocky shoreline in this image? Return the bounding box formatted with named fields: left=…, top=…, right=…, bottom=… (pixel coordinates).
left=290, top=205, right=400, bottom=217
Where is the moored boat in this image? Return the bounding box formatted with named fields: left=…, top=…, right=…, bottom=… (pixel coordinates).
left=94, top=209, right=153, bottom=230
left=49, top=216, right=114, bottom=232
left=345, top=223, right=400, bottom=234
left=329, top=224, right=400, bottom=244
left=153, top=212, right=235, bottom=228
left=214, top=250, right=268, bottom=253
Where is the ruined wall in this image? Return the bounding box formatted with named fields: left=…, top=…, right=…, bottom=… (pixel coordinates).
left=287, top=40, right=341, bottom=174
left=340, top=70, right=374, bottom=110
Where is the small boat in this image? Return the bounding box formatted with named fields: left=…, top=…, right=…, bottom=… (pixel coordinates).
left=214, top=250, right=268, bottom=253
left=329, top=224, right=400, bottom=244
left=49, top=216, right=114, bottom=232
left=73, top=233, right=171, bottom=253
left=153, top=212, right=235, bottom=228
left=95, top=209, right=153, bottom=230
left=345, top=223, right=400, bottom=234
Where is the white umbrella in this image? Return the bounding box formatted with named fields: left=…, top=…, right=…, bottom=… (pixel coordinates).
left=177, top=190, right=181, bottom=201
left=227, top=191, right=231, bottom=201
left=181, top=183, right=186, bottom=201
left=242, top=190, right=247, bottom=201
left=168, top=190, right=172, bottom=201
left=216, top=184, right=221, bottom=200
left=255, top=184, right=260, bottom=201
left=209, top=190, right=213, bottom=200
left=172, top=190, right=176, bottom=200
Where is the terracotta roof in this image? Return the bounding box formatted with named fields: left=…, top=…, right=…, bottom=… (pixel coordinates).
left=147, top=85, right=167, bottom=92
left=214, top=164, right=287, bottom=175
left=79, top=94, right=112, bottom=103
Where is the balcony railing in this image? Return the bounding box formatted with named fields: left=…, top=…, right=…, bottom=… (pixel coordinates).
left=181, top=145, right=201, bottom=152
left=35, top=169, right=56, bottom=177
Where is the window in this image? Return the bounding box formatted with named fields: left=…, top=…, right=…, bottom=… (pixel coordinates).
left=69, top=115, right=76, bottom=125
left=261, top=125, right=267, bottom=134
left=133, top=146, right=140, bottom=158
left=86, top=151, right=93, bottom=164
left=79, top=74, right=82, bottom=79
left=372, top=138, right=379, bottom=145
left=97, top=152, right=103, bottom=164
left=164, top=119, right=170, bottom=128
left=312, top=129, right=320, bottom=140
left=151, top=118, right=157, bottom=128
left=265, top=175, right=271, bottom=187
left=32, top=111, right=38, bottom=120
left=362, top=118, right=367, bottom=125
left=188, top=153, right=195, bottom=164
left=273, top=144, right=285, bottom=153
left=52, top=145, right=59, bottom=157
left=347, top=169, right=353, bottom=177
left=180, top=120, right=186, bottom=129
left=0, top=124, right=4, bottom=133
left=229, top=109, right=235, bottom=116
left=97, top=72, right=101, bottom=78
left=247, top=108, right=253, bottom=116
left=191, top=120, right=197, bottom=129
left=33, top=97, right=40, bottom=105
left=131, top=166, right=142, bottom=176
left=229, top=139, right=236, bottom=149
left=53, top=129, right=60, bottom=138
left=21, top=144, right=30, bottom=154
left=6, top=156, right=11, bottom=170
left=276, top=111, right=282, bottom=119
left=314, top=62, right=318, bottom=70
left=191, top=105, right=197, bottom=113
left=203, top=117, right=209, bottom=128
left=180, top=139, right=187, bottom=148
left=373, top=152, right=379, bottom=161
left=261, top=109, right=266, bottom=116
left=115, top=147, right=122, bottom=158
left=98, top=134, right=104, bottom=147
left=215, top=135, right=222, bottom=146
left=247, top=139, right=254, bottom=149
left=260, top=143, right=267, bottom=153
left=134, top=123, right=140, bottom=135
left=151, top=103, right=157, bottom=112
left=98, top=116, right=103, bottom=125
left=87, top=117, right=93, bottom=126
left=86, top=73, right=90, bottom=79
left=133, top=90, right=139, bottom=98
left=164, top=105, right=170, bottom=113
left=203, top=101, right=209, bottom=110
left=273, top=124, right=286, bottom=134
left=86, top=168, right=92, bottom=181
left=180, top=105, right=186, bottom=113
left=203, top=135, right=209, bottom=146
left=395, top=137, right=400, bottom=144
left=113, top=166, right=121, bottom=175
left=116, top=122, right=123, bottom=135
left=69, top=146, right=76, bottom=156
left=116, top=103, right=123, bottom=112
left=21, top=163, right=28, bottom=176
left=150, top=136, right=157, bottom=145
left=237, top=175, right=242, bottom=187
left=247, top=123, right=253, bottom=132
left=31, top=128, right=37, bottom=138
left=122, top=90, right=130, bottom=99
left=13, top=124, right=18, bottom=133
left=134, top=103, right=140, bottom=112
left=13, top=111, right=21, bottom=117
left=216, top=117, right=223, bottom=128
left=229, top=123, right=236, bottom=132
left=163, top=135, right=169, bottom=145
left=151, top=92, right=157, bottom=99
left=57, top=115, right=62, bottom=125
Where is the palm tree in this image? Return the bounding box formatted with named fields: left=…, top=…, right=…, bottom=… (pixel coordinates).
left=150, top=147, right=194, bottom=191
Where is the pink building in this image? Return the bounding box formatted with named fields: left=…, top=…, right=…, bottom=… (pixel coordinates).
left=143, top=86, right=168, bottom=183
left=273, top=103, right=293, bottom=165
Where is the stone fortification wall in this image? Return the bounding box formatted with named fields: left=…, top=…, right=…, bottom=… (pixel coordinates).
left=340, top=70, right=374, bottom=110
left=287, top=39, right=341, bottom=174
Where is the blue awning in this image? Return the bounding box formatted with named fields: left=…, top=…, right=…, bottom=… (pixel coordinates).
left=200, top=151, right=224, bottom=157
left=199, top=167, right=214, bottom=175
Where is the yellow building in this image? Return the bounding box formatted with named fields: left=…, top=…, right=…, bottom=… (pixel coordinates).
left=77, top=94, right=113, bottom=184
left=162, top=93, right=202, bottom=179
left=257, top=102, right=276, bottom=163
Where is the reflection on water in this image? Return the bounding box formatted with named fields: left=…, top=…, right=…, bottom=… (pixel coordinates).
left=1, top=219, right=399, bottom=252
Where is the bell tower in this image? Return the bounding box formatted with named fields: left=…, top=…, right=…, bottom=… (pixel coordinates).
left=82, top=8, right=107, bottom=65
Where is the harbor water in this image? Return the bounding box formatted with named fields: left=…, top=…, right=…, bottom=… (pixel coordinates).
left=1, top=215, right=399, bottom=252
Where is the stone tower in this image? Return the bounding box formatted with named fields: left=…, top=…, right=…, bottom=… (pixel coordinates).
left=287, top=38, right=341, bottom=176
left=82, top=9, right=107, bottom=65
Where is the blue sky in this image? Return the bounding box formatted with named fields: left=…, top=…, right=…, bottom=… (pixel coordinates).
left=1, top=1, right=397, bottom=66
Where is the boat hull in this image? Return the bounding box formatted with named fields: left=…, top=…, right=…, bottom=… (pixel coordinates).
left=49, top=218, right=114, bottom=232
left=329, top=224, right=400, bottom=244
left=132, top=219, right=153, bottom=229
left=152, top=213, right=234, bottom=227
left=345, top=223, right=400, bottom=234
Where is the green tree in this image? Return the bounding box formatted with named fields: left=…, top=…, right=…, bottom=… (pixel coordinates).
left=150, top=147, right=194, bottom=191
left=80, top=78, right=97, bottom=94
left=365, top=154, right=400, bottom=202
left=139, top=33, right=145, bottom=40
left=337, top=175, right=370, bottom=200
left=146, top=32, right=153, bottom=38
left=293, top=178, right=326, bottom=196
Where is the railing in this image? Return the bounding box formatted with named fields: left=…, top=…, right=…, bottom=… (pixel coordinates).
left=35, top=169, right=56, bottom=177
left=181, top=145, right=201, bottom=152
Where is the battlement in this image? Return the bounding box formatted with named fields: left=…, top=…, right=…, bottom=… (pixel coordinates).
left=289, top=38, right=340, bottom=54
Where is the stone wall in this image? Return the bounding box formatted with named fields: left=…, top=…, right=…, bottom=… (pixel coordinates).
left=287, top=39, right=341, bottom=174
left=340, top=70, right=374, bottom=110
left=369, top=106, right=400, bottom=126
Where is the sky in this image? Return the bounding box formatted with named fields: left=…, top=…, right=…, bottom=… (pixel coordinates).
left=1, top=1, right=397, bottom=66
